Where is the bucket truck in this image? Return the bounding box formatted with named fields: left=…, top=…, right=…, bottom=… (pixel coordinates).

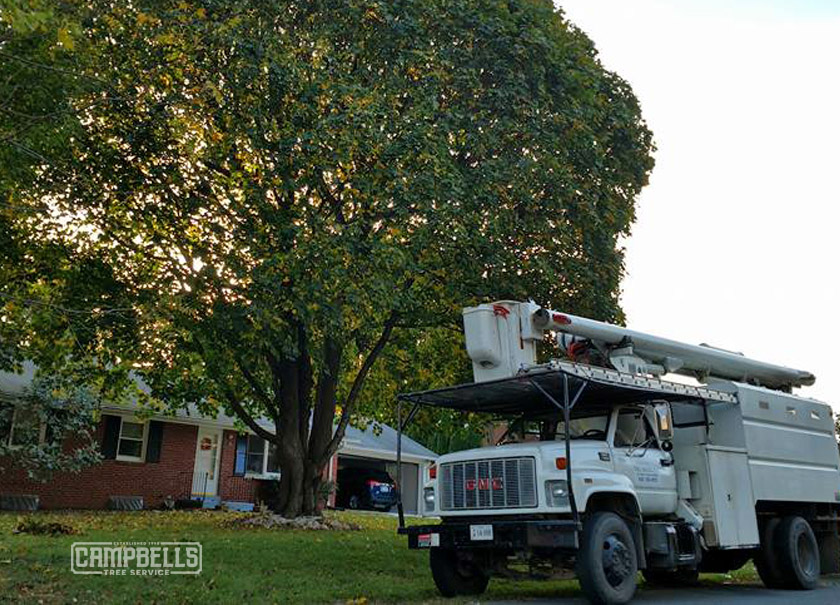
left=396, top=301, right=840, bottom=604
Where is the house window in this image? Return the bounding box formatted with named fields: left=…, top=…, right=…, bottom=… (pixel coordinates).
left=246, top=436, right=265, bottom=473
left=244, top=435, right=281, bottom=477
left=117, top=420, right=146, bottom=461
left=3, top=407, right=45, bottom=447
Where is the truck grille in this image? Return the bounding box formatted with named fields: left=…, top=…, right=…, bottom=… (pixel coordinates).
left=440, top=457, right=537, bottom=511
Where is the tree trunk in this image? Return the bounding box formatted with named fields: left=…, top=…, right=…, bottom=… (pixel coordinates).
left=303, top=337, right=342, bottom=515
left=276, top=437, right=305, bottom=517
left=272, top=341, right=309, bottom=517
left=302, top=462, right=321, bottom=516
left=227, top=317, right=397, bottom=518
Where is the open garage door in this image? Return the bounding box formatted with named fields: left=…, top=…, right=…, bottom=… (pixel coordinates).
left=337, top=455, right=419, bottom=514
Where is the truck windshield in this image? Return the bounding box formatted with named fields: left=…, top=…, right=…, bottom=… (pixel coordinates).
left=555, top=415, right=609, bottom=441
left=499, top=414, right=610, bottom=444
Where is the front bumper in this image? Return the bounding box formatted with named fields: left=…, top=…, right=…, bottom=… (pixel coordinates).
left=399, top=519, right=580, bottom=551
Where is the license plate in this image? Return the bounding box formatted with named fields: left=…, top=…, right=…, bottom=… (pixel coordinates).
left=470, top=524, right=494, bottom=541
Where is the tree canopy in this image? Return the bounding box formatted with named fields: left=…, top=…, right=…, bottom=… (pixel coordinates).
left=1, top=0, right=654, bottom=515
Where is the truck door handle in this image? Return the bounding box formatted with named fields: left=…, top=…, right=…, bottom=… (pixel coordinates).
left=660, top=458, right=674, bottom=467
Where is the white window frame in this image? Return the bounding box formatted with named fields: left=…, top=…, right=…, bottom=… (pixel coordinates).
left=244, top=435, right=281, bottom=479
left=115, top=417, right=148, bottom=463
left=4, top=406, right=46, bottom=448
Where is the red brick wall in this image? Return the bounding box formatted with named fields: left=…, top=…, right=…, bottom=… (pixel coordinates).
left=217, top=429, right=259, bottom=503
left=1, top=422, right=343, bottom=510
left=0, top=419, right=198, bottom=510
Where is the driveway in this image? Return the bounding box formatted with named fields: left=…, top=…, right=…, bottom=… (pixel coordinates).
left=488, top=578, right=840, bottom=604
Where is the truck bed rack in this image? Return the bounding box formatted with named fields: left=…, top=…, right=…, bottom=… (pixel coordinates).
left=397, top=360, right=735, bottom=417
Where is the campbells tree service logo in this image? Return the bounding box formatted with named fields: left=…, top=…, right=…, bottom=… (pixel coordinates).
left=71, top=542, right=202, bottom=575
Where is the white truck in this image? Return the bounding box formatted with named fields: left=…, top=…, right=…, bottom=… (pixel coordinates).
left=397, top=301, right=840, bottom=604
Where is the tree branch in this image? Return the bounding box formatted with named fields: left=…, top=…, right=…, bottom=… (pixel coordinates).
left=319, top=309, right=399, bottom=467
left=234, top=356, right=276, bottom=414
left=222, top=385, right=277, bottom=442
left=193, top=335, right=276, bottom=442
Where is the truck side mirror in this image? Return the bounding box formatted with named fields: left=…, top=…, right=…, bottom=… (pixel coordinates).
left=654, top=402, right=674, bottom=441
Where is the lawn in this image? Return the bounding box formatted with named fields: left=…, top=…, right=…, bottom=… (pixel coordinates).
left=0, top=509, right=756, bottom=604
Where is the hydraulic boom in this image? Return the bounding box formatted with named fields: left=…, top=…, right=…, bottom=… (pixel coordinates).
left=463, top=300, right=815, bottom=390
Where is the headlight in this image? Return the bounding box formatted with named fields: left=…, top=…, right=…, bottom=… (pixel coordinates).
left=424, top=487, right=435, bottom=512
left=545, top=480, right=569, bottom=507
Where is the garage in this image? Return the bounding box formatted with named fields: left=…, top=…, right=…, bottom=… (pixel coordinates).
left=332, top=423, right=436, bottom=516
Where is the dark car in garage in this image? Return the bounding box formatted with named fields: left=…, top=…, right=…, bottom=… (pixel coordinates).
left=337, top=467, right=399, bottom=511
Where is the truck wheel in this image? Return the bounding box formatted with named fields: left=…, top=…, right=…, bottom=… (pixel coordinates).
left=776, top=516, right=820, bottom=590
left=755, top=517, right=786, bottom=588
left=642, top=567, right=699, bottom=587
left=577, top=512, right=638, bottom=604
left=429, top=547, right=489, bottom=597
left=348, top=495, right=360, bottom=509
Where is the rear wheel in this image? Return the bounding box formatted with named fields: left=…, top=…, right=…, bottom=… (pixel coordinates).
left=776, top=515, right=820, bottom=590
left=348, top=495, right=360, bottom=510
left=577, top=512, right=638, bottom=604
left=642, top=567, right=699, bottom=587
left=755, top=517, right=786, bottom=588
left=429, top=547, right=489, bottom=597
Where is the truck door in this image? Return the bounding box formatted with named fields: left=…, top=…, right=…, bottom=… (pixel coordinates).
left=610, top=407, right=678, bottom=515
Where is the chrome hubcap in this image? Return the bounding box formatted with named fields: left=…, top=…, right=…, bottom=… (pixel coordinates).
left=797, top=532, right=817, bottom=578
left=603, top=534, right=632, bottom=587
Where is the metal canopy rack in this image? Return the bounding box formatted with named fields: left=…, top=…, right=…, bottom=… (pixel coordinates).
left=394, top=361, right=735, bottom=528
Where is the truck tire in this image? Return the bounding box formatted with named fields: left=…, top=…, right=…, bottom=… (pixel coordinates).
left=577, top=512, right=638, bottom=605
left=775, top=516, right=820, bottom=590
left=429, top=547, right=489, bottom=597
left=755, top=517, right=786, bottom=588
left=642, top=567, right=699, bottom=587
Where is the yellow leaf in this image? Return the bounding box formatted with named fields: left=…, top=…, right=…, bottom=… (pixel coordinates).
left=196, top=7, right=207, bottom=19
left=57, top=28, right=74, bottom=51
left=155, top=33, right=178, bottom=45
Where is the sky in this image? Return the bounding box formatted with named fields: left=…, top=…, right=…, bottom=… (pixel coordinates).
left=557, top=0, right=840, bottom=408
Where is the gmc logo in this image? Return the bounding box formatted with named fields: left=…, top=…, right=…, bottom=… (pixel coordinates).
left=465, top=478, right=504, bottom=491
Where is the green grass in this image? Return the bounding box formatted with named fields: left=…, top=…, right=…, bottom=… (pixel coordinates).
left=0, top=510, right=758, bottom=604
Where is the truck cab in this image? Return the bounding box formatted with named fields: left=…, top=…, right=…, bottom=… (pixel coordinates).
left=398, top=302, right=840, bottom=604
left=427, top=402, right=677, bottom=521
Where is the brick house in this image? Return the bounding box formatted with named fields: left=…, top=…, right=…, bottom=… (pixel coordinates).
left=0, top=365, right=436, bottom=514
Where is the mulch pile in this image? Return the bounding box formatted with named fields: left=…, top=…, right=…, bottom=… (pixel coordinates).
left=226, top=513, right=361, bottom=531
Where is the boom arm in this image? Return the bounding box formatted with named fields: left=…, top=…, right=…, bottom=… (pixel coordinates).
left=463, top=301, right=815, bottom=390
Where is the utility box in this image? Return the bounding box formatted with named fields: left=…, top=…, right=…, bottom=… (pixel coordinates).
left=463, top=301, right=541, bottom=382
left=705, top=448, right=759, bottom=547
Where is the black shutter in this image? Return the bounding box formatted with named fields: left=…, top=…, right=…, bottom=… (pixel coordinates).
left=44, top=409, right=66, bottom=445
left=233, top=434, right=248, bottom=476
left=101, top=414, right=122, bottom=459
left=44, top=415, right=57, bottom=445
left=145, top=421, right=164, bottom=463
left=0, top=403, right=13, bottom=443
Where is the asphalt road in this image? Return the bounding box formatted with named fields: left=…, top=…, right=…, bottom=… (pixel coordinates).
left=489, top=578, right=840, bottom=604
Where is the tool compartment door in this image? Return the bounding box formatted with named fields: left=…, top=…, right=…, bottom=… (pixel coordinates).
left=706, top=447, right=759, bottom=547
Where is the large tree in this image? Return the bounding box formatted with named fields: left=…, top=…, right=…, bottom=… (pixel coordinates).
left=1, top=0, right=654, bottom=516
